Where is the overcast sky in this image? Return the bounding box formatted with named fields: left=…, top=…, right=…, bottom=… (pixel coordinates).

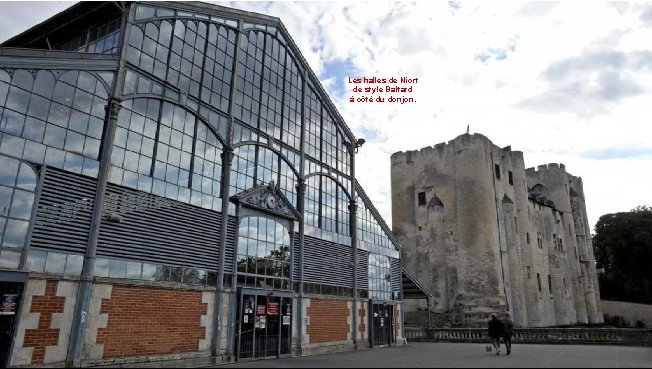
left=2, top=1, right=651, bottom=232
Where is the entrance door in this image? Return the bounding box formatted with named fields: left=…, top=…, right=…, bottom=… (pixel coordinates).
left=237, top=292, right=292, bottom=360
left=0, top=282, right=23, bottom=367
left=371, top=302, right=395, bottom=347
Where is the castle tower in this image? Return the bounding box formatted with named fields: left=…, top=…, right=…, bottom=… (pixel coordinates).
left=391, top=134, right=602, bottom=327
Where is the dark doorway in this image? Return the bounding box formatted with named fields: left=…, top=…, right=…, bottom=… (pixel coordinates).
left=370, top=302, right=395, bottom=347
left=237, top=290, right=292, bottom=360
left=0, top=282, right=23, bottom=367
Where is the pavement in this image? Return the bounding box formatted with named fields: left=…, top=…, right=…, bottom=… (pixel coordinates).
left=216, top=343, right=652, bottom=368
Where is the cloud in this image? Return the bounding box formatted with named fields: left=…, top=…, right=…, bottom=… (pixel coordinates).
left=0, top=2, right=75, bottom=44
left=641, top=5, right=652, bottom=26
left=580, top=147, right=652, bottom=160
left=516, top=2, right=560, bottom=17
left=4, top=1, right=652, bottom=232
left=518, top=49, right=652, bottom=117
left=321, top=58, right=358, bottom=98
left=475, top=36, right=519, bottom=63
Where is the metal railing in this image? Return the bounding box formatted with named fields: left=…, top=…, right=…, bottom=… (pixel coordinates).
left=404, top=327, right=652, bottom=346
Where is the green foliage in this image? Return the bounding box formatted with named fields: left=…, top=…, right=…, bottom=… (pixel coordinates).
left=603, top=314, right=631, bottom=328
left=594, top=206, right=652, bottom=304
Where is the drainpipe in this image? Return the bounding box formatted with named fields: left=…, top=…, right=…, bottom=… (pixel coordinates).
left=66, top=5, right=129, bottom=367
left=350, top=152, right=358, bottom=348
left=295, top=75, right=307, bottom=353
left=295, top=179, right=306, bottom=352
left=212, top=19, right=242, bottom=358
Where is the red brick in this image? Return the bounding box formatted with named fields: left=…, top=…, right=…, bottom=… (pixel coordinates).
left=23, top=280, right=65, bottom=365
left=96, top=285, right=207, bottom=358
left=307, top=300, right=349, bottom=343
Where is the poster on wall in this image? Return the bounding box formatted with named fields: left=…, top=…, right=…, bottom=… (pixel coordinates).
left=257, top=304, right=266, bottom=315
left=267, top=301, right=279, bottom=315
left=245, top=298, right=254, bottom=314
left=1, top=294, right=17, bottom=315
left=282, top=315, right=291, bottom=325
left=255, top=315, right=266, bottom=329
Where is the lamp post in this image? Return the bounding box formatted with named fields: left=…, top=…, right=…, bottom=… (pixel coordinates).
left=349, top=138, right=364, bottom=348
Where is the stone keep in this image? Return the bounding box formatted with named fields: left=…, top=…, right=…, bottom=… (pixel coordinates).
left=391, top=133, right=603, bottom=327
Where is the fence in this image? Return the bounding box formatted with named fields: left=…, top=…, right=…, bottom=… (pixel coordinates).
left=404, top=327, right=652, bottom=346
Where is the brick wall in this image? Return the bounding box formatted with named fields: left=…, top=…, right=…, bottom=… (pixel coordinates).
left=96, top=285, right=207, bottom=358
left=22, top=280, right=64, bottom=364
left=306, top=299, right=349, bottom=343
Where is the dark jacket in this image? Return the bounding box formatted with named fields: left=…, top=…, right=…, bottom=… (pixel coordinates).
left=488, top=318, right=505, bottom=338
left=503, top=318, right=514, bottom=337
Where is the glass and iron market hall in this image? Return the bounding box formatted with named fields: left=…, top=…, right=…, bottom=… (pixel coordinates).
left=0, top=1, right=407, bottom=366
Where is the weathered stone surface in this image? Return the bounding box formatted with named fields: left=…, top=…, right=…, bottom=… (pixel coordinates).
left=391, top=133, right=602, bottom=327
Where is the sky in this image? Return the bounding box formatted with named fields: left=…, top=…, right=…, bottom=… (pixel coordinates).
left=1, top=1, right=651, bottom=232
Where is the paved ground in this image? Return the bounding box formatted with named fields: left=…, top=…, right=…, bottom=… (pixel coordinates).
left=219, top=343, right=652, bottom=368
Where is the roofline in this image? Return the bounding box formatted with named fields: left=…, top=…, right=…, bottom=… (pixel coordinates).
left=1, top=0, right=359, bottom=144
left=164, top=1, right=358, bottom=144
left=355, top=181, right=401, bottom=249
left=402, top=267, right=433, bottom=299
left=0, top=2, right=126, bottom=47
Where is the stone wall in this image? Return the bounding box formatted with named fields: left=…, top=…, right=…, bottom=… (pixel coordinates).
left=391, top=133, right=602, bottom=328
left=404, top=327, right=652, bottom=346
left=10, top=278, right=77, bottom=367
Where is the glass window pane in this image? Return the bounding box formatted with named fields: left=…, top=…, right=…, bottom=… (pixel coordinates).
left=26, top=250, right=47, bottom=272
left=6, top=87, right=31, bottom=114
left=0, top=156, right=19, bottom=186
left=64, top=130, right=85, bottom=154
left=0, top=250, right=21, bottom=269
left=23, top=118, right=46, bottom=142
left=94, top=258, right=110, bottom=277
left=109, top=259, right=127, bottom=278
left=0, top=133, right=25, bottom=157
left=34, top=71, right=55, bottom=99
left=53, top=83, right=75, bottom=106
left=141, top=263, right=158, bottom=281
left=154, top=265, right=170, bottom=282
left=64, top=254, right=83, bottom=275
left=44, top=252, right=66, bottom=273
left=126, top=261, right=142, bottom=279
left=27, top=95, right=50, bottom=121
left=44, top=124, right=66, bottom=149
left=64, top=152, right=84, bottom=173
left=22, top=141, right=46, bottom=163
left=9, top=189, right=34, bottom=220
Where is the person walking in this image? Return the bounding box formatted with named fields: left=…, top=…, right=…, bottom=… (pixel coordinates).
left=488, top=313, right=506, bottom=355
left=502, top=312, right=514, bottom=355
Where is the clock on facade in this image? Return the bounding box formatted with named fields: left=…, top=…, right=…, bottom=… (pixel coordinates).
left=266, top=195, right=277, bottom=209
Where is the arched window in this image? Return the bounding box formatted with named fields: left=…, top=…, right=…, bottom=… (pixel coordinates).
left=0, top=69, right=111, bottom=177
left=109, top=99, right=223, bottom=210
left=230, top=144, right=297, bottom=207
left=236, top=216, right=290, bottom=290
left=304, top=175, right=350, bottom=236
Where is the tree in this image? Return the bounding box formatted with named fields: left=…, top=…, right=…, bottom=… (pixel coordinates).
left=594, top=206, right=652, bottom=303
